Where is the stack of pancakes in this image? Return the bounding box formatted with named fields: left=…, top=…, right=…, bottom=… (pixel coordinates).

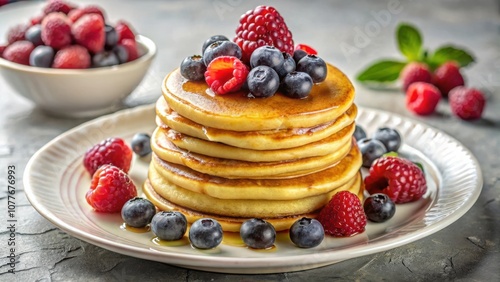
left=143, top=63, right=363, bottom=232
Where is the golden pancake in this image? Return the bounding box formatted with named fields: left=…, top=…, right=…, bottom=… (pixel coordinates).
left=151, top=130, right=353, bottom=179
left=147, top=170, right=361, bottom=218
left=143, top=173, right=364, bottom=232
left=150, top=143, right=362, bottom=200
left=157, top=122, right=355, bottom=162
left=162, top=64, right=355, bottom=131
left=156, top=97, right=358, bottom=150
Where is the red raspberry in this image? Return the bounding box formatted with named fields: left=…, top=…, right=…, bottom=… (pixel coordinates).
left=7, top=23, right=29, bottom=44
left=234, top=5, right=294, bottom=63
left=449, top=86, right=486, bottom=120
left=83, top=137, right=133, bottom=175
left=2, top=41, right=35, bottom=65
left=433, top=62, right=465, bottom=97
left=72, top=14, right=105, bottom=54
left=68, top=5, right=106, bottom=22
left=41, top=12, right=72, bottom=49
left=400, top=62, right=433, bottom=91
left=365, top=156, right=427, bottom=204
left=52, top=45, right=91, bottom=69
left=43, top=0, right=76, bottom=15
left=0, top=44, right=6, bottom=57
left=119, top=39, right=139, bottom=62
left=115, top=20, right=135, bottom=43
left=317, top=191, right=366, bottom=237
left=85, top=164, right=137, bottom=213
left=406, top=82, right=442, bottom=115
left=204, top=56, right=249, bottom=95
left=295, top=43, right=317, bottom=55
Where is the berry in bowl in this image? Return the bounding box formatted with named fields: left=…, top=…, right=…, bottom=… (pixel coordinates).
left=0, top=0, right=156, bottom=118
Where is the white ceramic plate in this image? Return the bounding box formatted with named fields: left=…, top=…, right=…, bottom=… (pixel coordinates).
left=24, top=104, right=482, bottom=274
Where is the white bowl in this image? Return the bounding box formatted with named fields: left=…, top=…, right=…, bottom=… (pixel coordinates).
left=0, top=35, right=156, bottom=118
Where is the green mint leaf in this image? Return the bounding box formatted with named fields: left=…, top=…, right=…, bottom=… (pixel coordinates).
left=427, top=45, right=475, bottom=69
left=397, top=23, right=423, bottom=61
left=413, top=162, right=425, bottom=174
left=356, top=60, right=407, bottom=83
left=383, top=151, right=399, bottom=157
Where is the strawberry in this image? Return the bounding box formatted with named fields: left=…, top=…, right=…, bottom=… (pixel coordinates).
left=41, top=12, right=72, bottom=49
left=68, top=5, right=106, bottom=22
left=83, top=137, right=133, bottom=176
left=400, top=62, right=433, bottom=91
left=406, top=82, right=442, bottom=115
left=234, top=5, right=294, bottom=62
left=72, top=14, right=105, bottom=54
left=317, top=191, right=366, bottom=237
left=43, top=0, right=76, bottom=15
left=7, top=23, right=29, bottom=44
left=295, top=43, right=317, bottom=55
left=115, top=20, right=135, bottom=43
left=85, top=164, right=137, bottom=213
left=365, top=156, right=427, bottom=204
left=204, top=56, right=249, bottom=95
left=2, top=41, right=35, bottom=65
left=119, top=39, right=139, bottom=62
left=30, top=14, right=45, bottom=26
left=449, top=86, right=486, bottom=120
left=433, top=61, right=465, bottom=97
left=52, top=45, right=91, bottom=69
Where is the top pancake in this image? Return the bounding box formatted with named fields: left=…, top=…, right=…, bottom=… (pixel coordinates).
left=162, top=63, right=355, bottom=131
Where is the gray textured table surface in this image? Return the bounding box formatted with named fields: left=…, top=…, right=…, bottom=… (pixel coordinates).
left=0, top=0, right=499, bottom=281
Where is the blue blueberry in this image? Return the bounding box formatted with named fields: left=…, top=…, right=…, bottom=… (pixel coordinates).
left=151, top=211, right=187, bottom=241
left=131, top=133, right=151, bottom=157
left=275, top=52, right=296, bottom=79
left=373, top=127, right=402, bottom=152
left=113, top=45, right=129, bottom=64
left=104, top=24, right=118, bottom=50
left=363, top=193, right=396, bottom=223
left=296, top=54, right=327, bottom=83
left=358, top=138, right=387, bottom=168
left=25, top=24, right=43, bottom=46
left=247, top=66, right=280, bottom=98
left=92, top=51, right=120, bottom=67
left=203, top=40, right=242, bottom=66
left=202, top=35, right=229, bottom=54
left=289, top=217, right=324, bottom=248
left=281, top=71, right=313, bottom=99
left=121, top=197, right=156, bottom=228
left=240, top=218, right=276, bottom=249
left=29, top=45, right=54, bottom=68
left=292, top=49, right=307, bottom=63
left=180, top=55, right=207, bottom=81
left=249, top=45, right=284, bottom=70
left=189, top=218, right=223, bottom=249
left=353, top=125, right=367, bottom=141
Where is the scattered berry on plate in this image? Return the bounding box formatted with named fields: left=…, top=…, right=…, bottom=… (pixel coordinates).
left=29, top=45, right=55, bottom=68
left=364, top=156, right=427, bottom=204
left=234, top=5, right=294, bottom=62
left=204, top=56, right=249, bottom=95
left=121, top=197, right=156, bottom=228
left=7, top=23, right=30, bottom=44
left=294, top=43, right=317, bottom=55
left=249, top=45, right=285, bottom=70
left=246, top=65, right=280, bottom=98
left=83, top=137, right=133, bottom=175
left=189, top=218, right=224, bottom=249
left=400, top=62, right=433, bottom=91
left=119, top=38, right=139, bottom=62
left=202, top=35, right=229, bottom=54
left=180, top=55, right=207, bottom=81
left=433, top=61, right=465, bottom=97
left=281, top=71, right=313, bottom=99
left=405, top=82, right=442, bottom=116
left=275, top=52, right=296, bottom=79
left=202, top=40, right=242, bottom=66
left=357, top=138, right=387, bottom=168
left=72, top=13, right=105, bottom=54
left=353, top=124, right=367, bottom=141
left=41, top=12, right=72, bottom=49
left=25, top=24, right=44, bottom=46
left=296, top=54, right=327, bottom=83
left=52, top=45, right=91, bottom=69
left=289, top=217, right=324, bottom=248
left=151, top=211, right=188, bottom=241
left=115, top=20, right=136, bottom=43
left=2, top=41, right=35, bottom=65
left=85, top=164, right=137, bottom=213
left=449, top=86, right=486, bottom=120
left=317, top=191, right=366, bottom=237
left=363, top=193, right=396, bottom=223
left=373, top=127, right=402, bottom=153
left=131, top=133, right=152, bottom=157
left=240, top=218, right=276, bottom=249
